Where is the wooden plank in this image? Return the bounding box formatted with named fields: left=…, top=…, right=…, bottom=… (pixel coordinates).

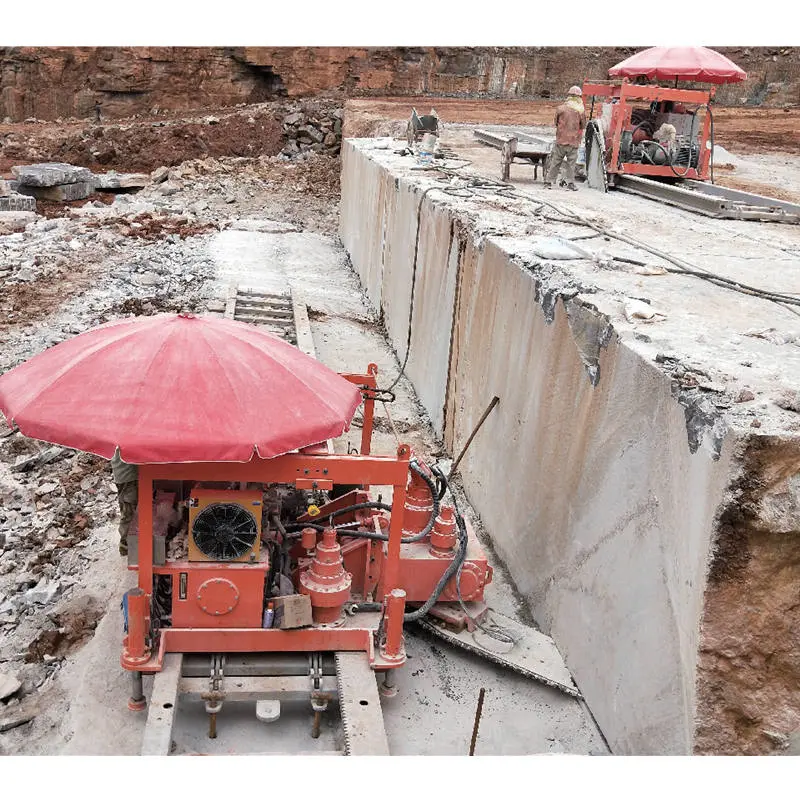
left=224, top=284, right=238, bottom=320
left=234, top=302, right=294, bottom=315
left=233, top=314, right=296, bottom=327
left=238, top=290, right=293, bottom=303
left=289, top=288, right=334, bottom=453
left=335, top=652, right=389, bottom=755
left=141, top=653, right=183, bottom=756
left=290, top=287, right=316, bottom=359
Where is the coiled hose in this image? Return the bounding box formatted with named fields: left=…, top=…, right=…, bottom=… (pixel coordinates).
left=348, top=465, right=516, bottom=644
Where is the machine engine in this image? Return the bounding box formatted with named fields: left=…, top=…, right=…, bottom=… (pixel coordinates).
left=582, top=82, right=712, bottom=188
left=138, top=458, right=492, bottom=637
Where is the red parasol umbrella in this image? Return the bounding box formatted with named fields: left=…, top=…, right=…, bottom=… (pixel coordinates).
left=608, top=47, right=747, bottom=85
left=0, top=313, right=363, bottom=463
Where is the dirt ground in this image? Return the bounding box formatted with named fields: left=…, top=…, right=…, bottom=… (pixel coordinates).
left=344, top=97, right=800, bottom=156
left=0, top=109, right=282, bottom=174
left=0, top=98, right=343, bottom=175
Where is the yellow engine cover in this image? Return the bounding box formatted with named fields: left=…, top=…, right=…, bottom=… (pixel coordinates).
left=188, top=489, right=263, bottom=563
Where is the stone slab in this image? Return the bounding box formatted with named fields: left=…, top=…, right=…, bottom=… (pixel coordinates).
left=0, top=194, right=36, bottom=213
left=12, top=162, right=93, bottom=187
left=17, top=181, right=94, bottom=202
left=93, top=171, right=149, bottom=190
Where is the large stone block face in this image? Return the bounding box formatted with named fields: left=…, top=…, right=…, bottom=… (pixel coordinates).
left=339, top=138, right=800, bottom=755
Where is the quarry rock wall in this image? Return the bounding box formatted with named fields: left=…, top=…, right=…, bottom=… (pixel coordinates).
left=339, top=138, right=800, bottom=754
left=1, top=46, right=798, bottom=122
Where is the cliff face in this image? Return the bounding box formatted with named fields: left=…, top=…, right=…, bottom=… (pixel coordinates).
left=1, top=46, right=798, bottom=122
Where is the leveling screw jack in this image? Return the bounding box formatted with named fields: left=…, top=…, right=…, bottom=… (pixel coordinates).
left=128, top=671, right=147, bottom=712
left=378, top=670, right=399, bottom=698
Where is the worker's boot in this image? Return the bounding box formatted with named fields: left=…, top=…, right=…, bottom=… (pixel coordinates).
left=543, top=182, right=552, bottom=189
left=566, top=183, right=578, bottom=191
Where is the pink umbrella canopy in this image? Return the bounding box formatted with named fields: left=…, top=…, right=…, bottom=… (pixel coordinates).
left=609, top=46, right=747, bottom=85
left=0, top=313, right=364, bottom=463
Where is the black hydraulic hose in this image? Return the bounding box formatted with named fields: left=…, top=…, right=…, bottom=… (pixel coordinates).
left=283, top=460, right=440, bottom=543
left=325, top=501, right=393, bottom=517
left=403, top=463, right=468, bottom=622
left=641, top=141, right=672, bottom=166
left=404, top=511, right=468, bottom=622
left=283, top=521, right=390, bottom=540
left=283, top=523, right=325, bottom=534
left=434, top=471, right=447, bottom=502
left=321, top=460, right=438, bottom=543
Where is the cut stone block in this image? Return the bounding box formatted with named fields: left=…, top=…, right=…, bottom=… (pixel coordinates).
left=0, top=194, right=36, bottom=213
left=17, top=181, right=94, bottom=202
left=94, top=171, right=149, bottom=191
left=12, top=162, right=93, bottom=187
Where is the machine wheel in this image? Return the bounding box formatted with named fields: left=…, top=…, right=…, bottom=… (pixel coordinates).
left=584, top=120, right=608, bottom=192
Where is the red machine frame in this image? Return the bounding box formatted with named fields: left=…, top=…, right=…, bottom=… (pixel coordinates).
left=121, top=364, right=490, bottom=678
left=582, top=80, right=715, bottom=181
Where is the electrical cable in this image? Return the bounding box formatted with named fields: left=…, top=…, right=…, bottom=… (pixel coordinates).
left=445, top=175, right=800, bottom=315
left=381, top=185, right=440, bottom=394
left=431, top=464, right=519, bottom=646
left=381, top=398, right=401, bottom=444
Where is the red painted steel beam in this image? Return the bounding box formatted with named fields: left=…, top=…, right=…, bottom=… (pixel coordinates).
left=146, top=450, right=409, bottom=486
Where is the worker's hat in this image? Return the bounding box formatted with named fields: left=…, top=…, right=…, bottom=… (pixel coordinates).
left=568, top=85, right=583, bottom=96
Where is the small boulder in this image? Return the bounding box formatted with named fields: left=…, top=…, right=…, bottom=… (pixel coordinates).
left=24, top=579, right=61, bottom=606
left=0, top=673, right=21, bottom=702
left=151, top=166, right=170, bottom=184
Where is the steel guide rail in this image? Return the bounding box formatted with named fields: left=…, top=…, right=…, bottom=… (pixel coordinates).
left=616, top=174, right=800, bottom=224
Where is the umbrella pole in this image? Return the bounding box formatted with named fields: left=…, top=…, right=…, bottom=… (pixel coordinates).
left=137, top=467, right=154, bottom=594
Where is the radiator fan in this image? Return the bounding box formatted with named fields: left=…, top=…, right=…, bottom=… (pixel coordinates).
left=188, top=490, right=262, bottom=562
